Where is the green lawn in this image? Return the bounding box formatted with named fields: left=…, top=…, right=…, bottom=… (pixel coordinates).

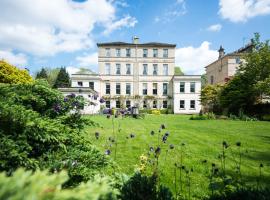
left=84, top=114, right=270, bottom=199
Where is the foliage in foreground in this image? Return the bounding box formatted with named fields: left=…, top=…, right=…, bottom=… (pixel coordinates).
left=0, top=60, right=33, bottom=84
left=0, top=80, right=106, bottom=186
left=0, top=168, right=118, bottom=200
left=120, top=173, right=173, bottom=200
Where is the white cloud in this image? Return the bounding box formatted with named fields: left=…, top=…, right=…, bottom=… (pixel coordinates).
left=175, top=41, right=218, bottom=75
left=207, top=24, right=222, bottom=32
left=0, top=0, right=137, bottom=56
left=103, top=15, right=137, bottom=35
left=0, top=49, right=27, bottom=66
left=66, top=66, right=81, bottom=75
left=76, top=52, right=98, bottom=68
left=154, top=0, right=187, bottom=23
left=219, top=0, right=270, bottom=22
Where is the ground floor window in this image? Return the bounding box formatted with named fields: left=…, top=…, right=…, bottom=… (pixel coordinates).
left=116, top=100, right=121, bottom=108
left=143, top=100, right=147, bottom=108
left=190, top=100, right=195, bottom=109
left=163, top=100, right=167, bottom=108
left=105, top=100, right=110, bottom=108
left=126, top=100, right=131, bottom=108
left=180, top=100, right=185, bottom=109
left=153, top=100, right=157, bottom=108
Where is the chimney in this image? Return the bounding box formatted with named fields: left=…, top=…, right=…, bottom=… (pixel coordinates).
left=132, top=36, right=139, bottom=44
left=218, top=45, right=225, bottom=58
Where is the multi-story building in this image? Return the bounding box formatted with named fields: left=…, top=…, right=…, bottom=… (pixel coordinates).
left=205, top=44, right=253, bottom=85
left=69, top=37, right=201, bottom=114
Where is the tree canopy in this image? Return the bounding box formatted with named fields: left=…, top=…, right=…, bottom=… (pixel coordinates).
left=53, top=67, right=70, bottom=88
left=0, top=60, right=33, bottom=84
left=36, top=67, right=48, bottom=80
left=174, top=66, right=184, bottom=75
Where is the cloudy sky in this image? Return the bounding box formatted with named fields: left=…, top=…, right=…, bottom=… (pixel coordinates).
left=0, top=0, right=270, bottom=75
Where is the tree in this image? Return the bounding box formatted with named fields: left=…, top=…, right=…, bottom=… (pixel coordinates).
left=220, top=33, right=270, bottom=114
left=0, top=60, right=32, bottom=84
left=201, top=84, right=223, bottom=113
left=36, top=67, right=48, bottom=79
left=54, top=67, right=70, bottom=88
left=174, top=66, right=184, bottom=75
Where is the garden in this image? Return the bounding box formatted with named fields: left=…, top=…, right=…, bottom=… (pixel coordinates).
left=84, top=114, right=270, bottom=199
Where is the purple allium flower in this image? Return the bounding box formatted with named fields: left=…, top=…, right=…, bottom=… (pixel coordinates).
left=70, top=93, right=76, bottom=98
left=105, top=149, right=111, bottom=155
left=130, top=133, right=135, bottom=138
left=160, top=124, right=166, bottom=129
left=222, top=141, right=229, bottom=148
left=95, top=132, right=100, bottom=139
left=150, top=130, right=155, bottom=135
left=169, top=144, right=174, bottom=149
left=202, top=159, right=207, bottom=164
left=236, top=141, right=241, bottom=147
left=99, top=98, right=105, bottom=103
left=64, top=97, right=68, bottom=102
left=155, top=147, right=161, bottom=155
left=162, top=135, right=167, bottom=143
left=106, top=114, right=111, bottom=119
left=165, top=132, right=169, bottom=137
left=53, top=104, right=61, bottom=113
left=149, top=146, right=154, bottom=152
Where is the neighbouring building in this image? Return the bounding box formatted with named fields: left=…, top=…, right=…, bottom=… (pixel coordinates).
left=68, top=37, right=202, bottom=114
left=205, top=43, right=253, bottom=85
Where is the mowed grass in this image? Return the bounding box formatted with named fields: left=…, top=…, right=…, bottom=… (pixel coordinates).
left=83, top=114, right=270, bottom=198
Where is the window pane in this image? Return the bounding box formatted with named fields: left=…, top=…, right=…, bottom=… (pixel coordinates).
left=190, top=100, right=195, bottom=109
left=163, top=49, right=168, bottom=58
left=126, top=64, right=131, bottom=75
left=143, top=64, right=148, bottom=75
left=116, top=83, right=121, bottom=95
left=153, top=100, right=157, bottom=108
left=116, top=64, right=121, bottom=75
left=163, top=101, right=167, bottom=108
left=126, top=100, right=131, bottom=108
left=143, top=83, right=147, bottom=95
left=126, top=48, right=131, bottom=57
left=105, top=101, right=110, bottom=108
left=116, top=100, right=120, bottom=108
left=180, top=82, right=185, bottom=93
left=78, top=81, right=83, bottom=86
left=153, top=64, right=158, bottom=75
left=105, top=63, right=110, bottom=75
left=163, top=83, right=168, bottom=95
left=143, top=49, right=148, bottom=57
left=163, top=64, right=168, bottom=75
left=89, top=82, right=94, bottom=89
left=153, top=83, right=157, bottom=95
left=126, top=83, right=131, bottom=95
left=105, top=48, right=110, bottom=57
left=116, top=48, right=121, bottom=57
left=153, top=49, right=158, bottom=57
left=180, top=100, right=185, bottom=109
left=190, top=82, right=195, bottom=93
left=106, top=83, right=110, bottom=94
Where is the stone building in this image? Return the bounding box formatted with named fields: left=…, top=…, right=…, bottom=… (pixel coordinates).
left=69, top=37, right=202, bottom=114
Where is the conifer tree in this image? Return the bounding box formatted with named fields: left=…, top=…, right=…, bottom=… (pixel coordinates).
left=53, top=67, right=70, bottom=88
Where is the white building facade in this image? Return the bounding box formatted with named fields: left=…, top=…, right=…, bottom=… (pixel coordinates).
left=69, top=38, right=201, bottom=114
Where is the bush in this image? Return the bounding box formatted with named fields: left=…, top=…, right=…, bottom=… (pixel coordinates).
left=0, top=168, right=118, bottom=200
left=0, top=81, right=107, bottom=186
left=190, top=113, right=216, bottom=120
left=151, top=109, right=161, bottom=115
left=262, top=114, right=270, bottom=121
left=120, top=173, right=173, bottom=200
left=206, top=187, right=270, bottom=200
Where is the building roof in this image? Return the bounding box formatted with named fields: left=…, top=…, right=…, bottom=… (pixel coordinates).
left=58, top=87, right=98, bottom=94
left=205, top=43, right=253, bottom=68
left=97, top=42, right=176, bottom=47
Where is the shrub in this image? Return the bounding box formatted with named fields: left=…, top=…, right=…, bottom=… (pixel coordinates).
left=206, top=187, right=270, bottom=200
left=152, top=109, right=161, bottom=115
left=262, top=114, right=270, bottom=121
left=120, top=173, right=173, bottom=200
left=0, top=168, right=118, bottom=200
left=0, top=81, right=107, bottom=186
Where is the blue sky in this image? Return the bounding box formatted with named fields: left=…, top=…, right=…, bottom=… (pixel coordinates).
left=0, top=0, right=269, bottom=75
